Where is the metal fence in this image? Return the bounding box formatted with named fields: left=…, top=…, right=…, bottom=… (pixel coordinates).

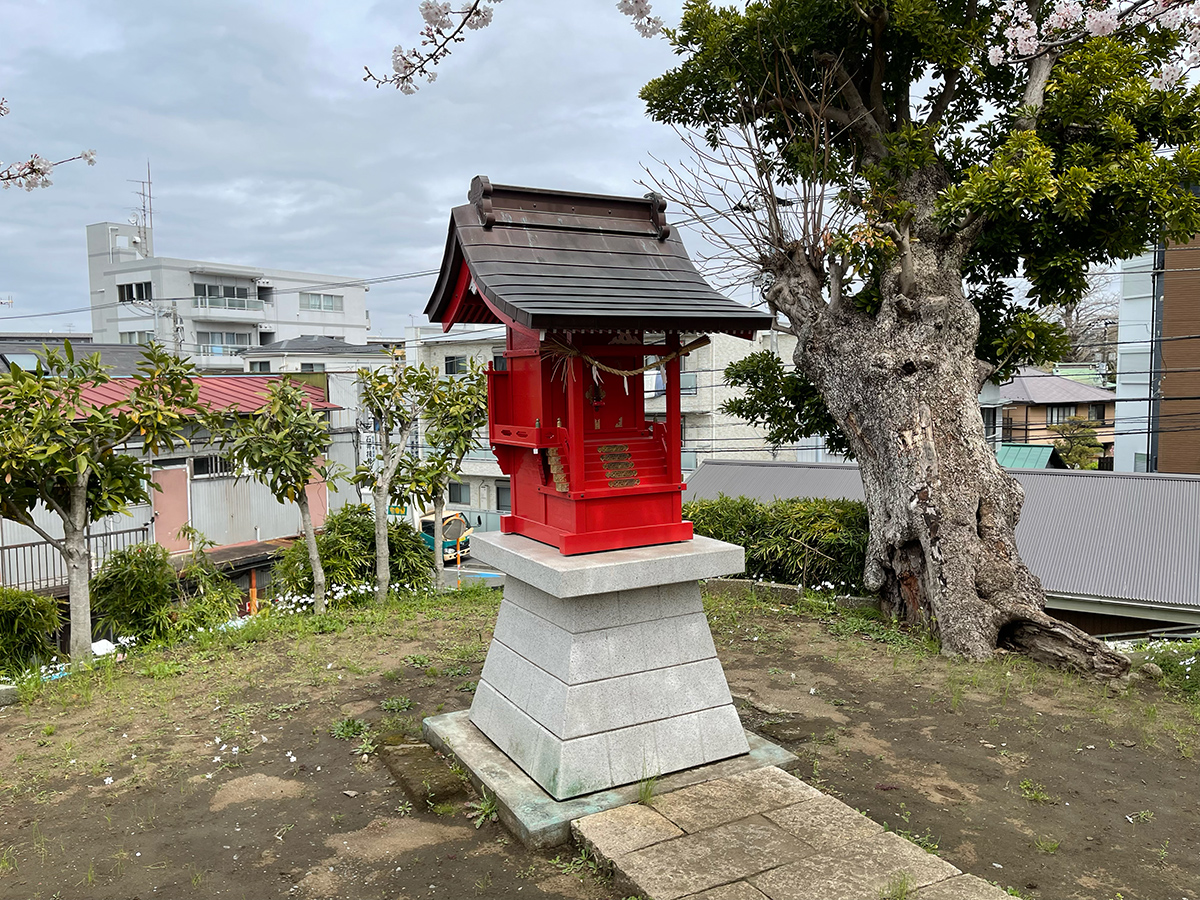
left=0, top=526, right=151, bottom=593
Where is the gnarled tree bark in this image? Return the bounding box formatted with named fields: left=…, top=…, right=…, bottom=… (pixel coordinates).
left=768, top=214, right=1129, bottom=680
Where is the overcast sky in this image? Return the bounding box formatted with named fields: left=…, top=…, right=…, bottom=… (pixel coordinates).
left=0, top=0, right=708, bottom=338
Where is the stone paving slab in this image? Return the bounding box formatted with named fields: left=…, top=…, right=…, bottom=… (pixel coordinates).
left=423, top=709, right=797, bottom=848
left=763, top=794, right=884, bottom=852
left=616, top=815, right=814, bottom=900
left=650, top=766, right=823, bottom=833
left=575, top=765, right=1015, bottom=900
left=913, top=874, right=1017, bottom=899
left=682, top=883, right=771, bottom=900
left=749, top=831, right=960, bottom=900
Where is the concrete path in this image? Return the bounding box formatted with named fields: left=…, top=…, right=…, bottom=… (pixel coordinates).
left=572, top=766, right=1014, bottom=900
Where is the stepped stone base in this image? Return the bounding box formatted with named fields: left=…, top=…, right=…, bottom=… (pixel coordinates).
left=468, top=532, right=749, bottom=801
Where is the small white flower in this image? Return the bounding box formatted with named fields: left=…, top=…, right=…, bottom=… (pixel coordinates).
left=205, top=773, right=213, bottom=779
left=104, top=776, right=113, bottom=785
left=213, top=756, right=222, bottom=763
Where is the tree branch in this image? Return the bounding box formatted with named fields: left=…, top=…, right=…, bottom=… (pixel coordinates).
left=0, top=502, right=65, bottom=553
left=925, top=68, right=961, bottom=127
left=813, top=52, right=886, bottom=161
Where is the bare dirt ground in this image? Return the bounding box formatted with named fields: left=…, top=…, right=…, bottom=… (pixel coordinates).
left=1, top=583, right=1197, bottom=900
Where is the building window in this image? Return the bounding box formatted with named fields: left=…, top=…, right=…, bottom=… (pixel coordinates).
left=117, top=281, right=152, bottom=303
left=448, top=481, right=470, bottom=505
left=249, top=361, right=271, bottom=373
left=444, top=355, right=467, bottom=375
left=495, top=481, right=511, bottom=513
left=192, top=455, right=235, bottom=478
left=197, top=331, right=251, bottom=355
left=1087, top=403, right=1107, bottom=425
left=299, top=292, right=344, bottom=312
left=300, top=362, right=325, bottom=373
left=981, top=407, right=999, bottom=442
left=119, top=331, right=154, bottom=345
left=1045, top=404, right=1076, bottom=425
left=192, top=282, right=259, bottom=310
left=492, top=352, right=507, bottom=372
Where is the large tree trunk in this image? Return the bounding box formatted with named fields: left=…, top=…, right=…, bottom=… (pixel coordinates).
left=788, top=238, right=1128, bottom=680
left=297, top=491, right=327, bottom=614
left=432, top=494, right=446, bottom=577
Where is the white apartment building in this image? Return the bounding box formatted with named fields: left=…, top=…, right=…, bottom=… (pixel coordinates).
left=86, top=222, right=370, bottom=371
left=1114, top=249, right=1159, bottom=472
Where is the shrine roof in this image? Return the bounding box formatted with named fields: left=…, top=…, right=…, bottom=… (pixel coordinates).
left=425, top=177, right=774, bottom=337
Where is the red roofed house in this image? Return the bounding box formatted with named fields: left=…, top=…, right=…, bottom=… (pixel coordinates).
left=0, top=375, right=346, bottom=595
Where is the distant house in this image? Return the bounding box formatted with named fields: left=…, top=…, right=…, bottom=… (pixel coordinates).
left=999, top=366, right=1116, bottom=460
left=685, top=460, right=1200, bottom=635
left=0, top=376, right=355, bottom=597
left=994, top=443, right=1068, bottom=469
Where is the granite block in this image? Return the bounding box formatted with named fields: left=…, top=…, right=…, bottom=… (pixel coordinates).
left=698, top=703, right=753, bottom=763
left=572, top=803, right=684, bottom=859
left=653, top=767, right=822, bottom=834
left=472, top=532, right=745, bottom=598
left=763, top=795, right=883, bottom=853
left=749, top=831, right=960, bottom=900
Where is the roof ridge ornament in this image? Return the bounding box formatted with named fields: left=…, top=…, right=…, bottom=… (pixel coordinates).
left=644, top=191, right=671, bottom=242
left=469, top=175, right=495, bottom=229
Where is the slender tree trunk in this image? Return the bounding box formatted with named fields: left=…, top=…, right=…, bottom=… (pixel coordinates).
left=64, top=528, right=92, bottom=665
left=373, top=479, right=391, bottom=604
left=432, top=492, right=446, bottom=577
left=788, top=241, right=1128, bottom=679
left=297, top=491, right=327, bottom=614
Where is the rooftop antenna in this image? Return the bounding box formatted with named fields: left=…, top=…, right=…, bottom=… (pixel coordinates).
left=127, top=161, right=154, bottom=255
left=0, top=295, right=13, bottom=308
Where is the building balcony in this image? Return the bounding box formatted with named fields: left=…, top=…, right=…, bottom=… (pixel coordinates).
left=192, top=297, right=265, bottom=315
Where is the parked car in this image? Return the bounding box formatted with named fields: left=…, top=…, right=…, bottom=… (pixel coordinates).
left=419, top=512, right=472, bottom=563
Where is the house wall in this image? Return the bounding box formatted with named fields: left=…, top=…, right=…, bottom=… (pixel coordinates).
left=1116, top=249, right=1160, bottom=472
left=1002, top=401, right=1116, bottom=450
left=1158, top=236, right=1200, bottom=473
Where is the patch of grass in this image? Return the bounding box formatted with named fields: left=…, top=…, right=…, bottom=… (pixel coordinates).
left=896, top=828, right=939, bottom=854
left=637, top=772, right=659, bottom=806
left=551, top=846, right=605, bottom=880
left=329, top=717, right=369, bottom=740
left=381, top=696, right=414, bottom=712
left=0, top=845, right=16, bottom=874
left=404, top=654, right=431, bottom=668
left=1019, top=779, right=1055, bottom=804
left=879, top=871, right=914, bottom=899
left=1127, top=809, right=1154, bottom=824
left=1034, top=835, right=1060, bottom=853
left=465, top=789, right=499, bottom=828
left=455, top=680, right=478, bottom=693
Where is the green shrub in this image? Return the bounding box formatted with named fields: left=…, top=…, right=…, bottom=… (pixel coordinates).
left=0, top=586, right=60, bottom=678
left=271, top=503, right=434, bottom=603
left=91, top=541, right=241, bottom=644
left=1139, top=638, right=1199, bottom=700
left=684, top=494, right=870, bottom=592
left=91, top=542, right=179, bottom=643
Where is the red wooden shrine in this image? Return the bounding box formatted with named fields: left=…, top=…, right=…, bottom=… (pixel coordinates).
left=425, top=177, right=772, bottom=555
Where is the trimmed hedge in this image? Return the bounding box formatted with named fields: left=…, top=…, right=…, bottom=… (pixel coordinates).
left=684, top=494, right=870, bottom=592
left=0, top=585, right=60, bottom=678
left=271, top=503, right=434, bottom=603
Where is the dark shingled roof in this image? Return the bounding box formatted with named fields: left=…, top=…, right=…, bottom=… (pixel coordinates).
left=425, top=177, right=773, bottom=336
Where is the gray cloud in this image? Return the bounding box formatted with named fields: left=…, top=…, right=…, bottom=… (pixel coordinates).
left=1, top=0, right=700, bottom=336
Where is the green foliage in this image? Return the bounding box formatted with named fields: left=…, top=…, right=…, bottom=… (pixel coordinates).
left=90, top=542, right=179, bottom=643
left=1049, top=416, right=1103, bottom=469
left=0, top=586, right=60, bottom=678
left=722, top=351, right=852, bottom=456
left=1138, top=638, right=1200, bottom=701
left=271, top=503, right=433, bottom=600
left=90, top=541, right=241, bottom=644
left=329, top=716, right=369, bottom=740
left=0, top=342, right=200, bottom=528
left=684, top=494, right=869, bottom=591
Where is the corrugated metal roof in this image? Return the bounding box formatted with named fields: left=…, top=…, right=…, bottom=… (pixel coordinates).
left=999, top=366, right=1116, bottom=405
left=78, top=375, right=337, bottom=415
left=425, top=177, right=774, bottom=336
left=684, top=460, right=1200, bottom=612
left=0, top=341, right=152, bottom=377
left=241, top=335, right=384, bottom=357
left=995, top=443, right=1067, bottom=469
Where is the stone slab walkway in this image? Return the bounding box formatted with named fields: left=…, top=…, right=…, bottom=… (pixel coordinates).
left=572, top=766, right=1014, bottom=900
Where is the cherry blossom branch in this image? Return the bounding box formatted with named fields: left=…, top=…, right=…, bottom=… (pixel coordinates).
left=993, top=0, right=1200, bottom=92
left=368, top=1, right=662, bottom=94
left=0, top=98, right=97, bottom=192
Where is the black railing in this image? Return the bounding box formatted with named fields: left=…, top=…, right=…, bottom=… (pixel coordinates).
left=0, top=526, right=150, bottom=593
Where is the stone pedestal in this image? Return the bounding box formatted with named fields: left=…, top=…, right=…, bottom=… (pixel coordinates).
left=467, top=532, right=750, bottom=801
